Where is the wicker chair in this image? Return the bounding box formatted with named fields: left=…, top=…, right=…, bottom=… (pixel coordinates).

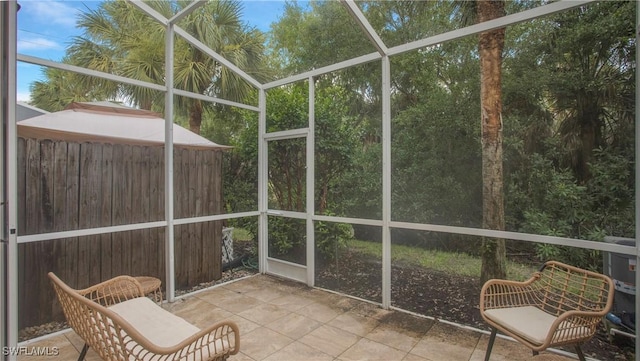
left=49, top=272, right=240, bottom=361
left=479, top=261, right=614, bottom=361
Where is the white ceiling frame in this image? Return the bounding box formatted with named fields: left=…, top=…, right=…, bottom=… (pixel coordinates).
left=16, top=1, right=601, bottom=100
left=17, top=54, right=166, bottom=92
left=129, top=0, right=262, bottom=90
left=263, top=52, right=382, bottom=89
left=17, top=221, right=168, bottom=244
left=263, top=128, right=309, bottom=141
left=341, top=0, right=388, bottom=55
left=128, top=1, right=169, bottom=26
left=173, top=89, right=259, bottom=112
left=264, top=1, right=596, bottom=91
left=168, top=0, right=206, bottom=25
left=387, top=0, right=596, bottom=56
left=173, top=27, right=262, bottom=89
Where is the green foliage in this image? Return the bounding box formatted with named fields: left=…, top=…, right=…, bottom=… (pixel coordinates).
left=32, top=0, right=269, bottom=131
left=506, top=147, right=634, bottom=270
left=268, top=1, right=375, bottom=75
left=267, top=217, right=306, bottom=260
left=226, top=83, right=361, bottom=259
left=30, top=0, right=635, bottom=272
left=315, top=218, right=353, bottom=261
left=389, top=42, right=482, bottom=228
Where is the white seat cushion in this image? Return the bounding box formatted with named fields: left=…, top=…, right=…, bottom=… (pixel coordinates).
left=109, top=297, right=200, bottom=348
left=109, top=297, right=228, bottom=361
left=484, top=306, right=590, bottom=345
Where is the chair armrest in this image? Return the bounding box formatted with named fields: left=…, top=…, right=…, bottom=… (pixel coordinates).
left=544, top=309, right=605, bottom=347
left=480, top=275, right=540, bottom=312
left=77, top=275, right=145, bottom=306
left=124, top=320, right=240, bottom=360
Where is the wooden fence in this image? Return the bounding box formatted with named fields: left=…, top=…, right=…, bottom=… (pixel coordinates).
left=17, top=138, right=224, bottom=328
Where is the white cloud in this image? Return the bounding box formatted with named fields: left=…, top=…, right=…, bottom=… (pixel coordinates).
left=25, top=1, right=81, bottom=28
left=17, top=37, right=61, bottom=52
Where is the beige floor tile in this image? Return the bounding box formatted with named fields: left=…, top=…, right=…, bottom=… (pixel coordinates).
left=202, top=291, right=264, bottom=314
left=265, top=312, right=322, bottom=339
left=331, top=297, right=362, bottom=313
left=245, top=287, right=289, bottom=302
left=299, top=325, right=361, bottom=357
left=377, top=311, right=434, bottom=336
left=309, top=291, right=361, bottom=313
left=237, top=303, right=290, bottom=326
left=411, top=340, right=474, bottom=361
left=268, top=292, right=315, bottom=311
left=223, top=276, right=265, bottom=294
left=167, top=297, right=234, bottom=329
left=327, top=311, right=379, bottom=337
left=365, top=324, right=423, bottom=352
left=469, top=334, right=536, bottom=361
left=424, top=321, right=481, bottom=348
left=233, top=351, right=258, bottom=361
left=262, top=341, right=335, bottom=361
left=410, top=322, right=480, bottom=361
left=273, top=284, right=312, bottom=297
left=17, top=275, right=534, bottom=361
left=240, top=327, right=294, bottom=361
left=161, top=296, right=200, bottom=312
left=402, top=353, right=429, bottom=361
left=295, top=301, right=342, bottom=323
left=62, top=330, right=85, bottom=352
left=17, top=334, right=76, bottom=361
left=350, top=302, right=392, bottom=320
left=339, top=338, right=407, bottom=361
left=226, top=315, right=262, bottom=335
left=195, top=287, right=246, bottom=305
left=304, top=288, right=346, bottom=304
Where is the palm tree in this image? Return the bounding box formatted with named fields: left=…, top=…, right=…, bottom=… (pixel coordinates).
left=456, top=0, right=507, bottom=283
left=478, top=1, right=507, bottom=283
left=542, top=1, right=635, bottom=183
left=61, top=0, right=269, bottom=134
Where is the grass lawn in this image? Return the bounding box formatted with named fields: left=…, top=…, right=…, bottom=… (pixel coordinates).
left=347, top=238, right=538, bottom=281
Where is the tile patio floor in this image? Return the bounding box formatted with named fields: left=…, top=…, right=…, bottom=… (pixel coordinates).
left=18, top=274, right=576, bottom=361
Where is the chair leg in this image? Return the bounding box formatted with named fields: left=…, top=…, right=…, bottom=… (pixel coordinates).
left=484, top=328, right=497, bottom=361
left=78, top=343, right=89, bottom=361
left=574, top=345, right=586, bottom=361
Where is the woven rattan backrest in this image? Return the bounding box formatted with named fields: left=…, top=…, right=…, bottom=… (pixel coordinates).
left=531, top=261, right=613, bottom=316
left=48, top=273, right=131, bottom=360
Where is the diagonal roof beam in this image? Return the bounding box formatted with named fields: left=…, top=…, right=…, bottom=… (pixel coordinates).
left=263, top=52, right=382, bottom=89
left=18, top=54, right=166, bottom=92
left=387, top=0, right=596, bottom=56
left=128, top=1, right=168, bottom=25
left=341, top=0, right=388, bottom=56
left=173, top=27, right=262, bottom=89
left=129, top=0, right=261, bottom=89
left=169, top=0, right=206, bottom=25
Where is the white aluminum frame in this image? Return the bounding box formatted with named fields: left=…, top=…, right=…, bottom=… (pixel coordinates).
left=381, top=56, right=391, bottom=308
left=262, top=108, right=310, bottom=282
left=306, top=77, right=316, bottom=287
left=4, top=1, right=638, bottom=359
left=635, top=3, right=640, bottom=356
left=3, top=2, right=19, bottom=360
left=164, top=20, right=176, bottom=302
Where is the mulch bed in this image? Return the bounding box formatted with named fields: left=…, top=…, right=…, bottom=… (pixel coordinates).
left=316, top=248, right=635, bottom=361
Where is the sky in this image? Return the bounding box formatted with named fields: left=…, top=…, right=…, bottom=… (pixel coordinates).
left=15, top=0, right=288, bottom=102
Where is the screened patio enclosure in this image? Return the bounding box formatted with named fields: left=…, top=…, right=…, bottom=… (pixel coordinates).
left=1, top=1, right=639, bottom=360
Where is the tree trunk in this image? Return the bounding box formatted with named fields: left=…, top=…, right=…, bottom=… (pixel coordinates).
left=188, top=100, right=203, bottom=135
left=478, top=0, right=507, bottom=284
